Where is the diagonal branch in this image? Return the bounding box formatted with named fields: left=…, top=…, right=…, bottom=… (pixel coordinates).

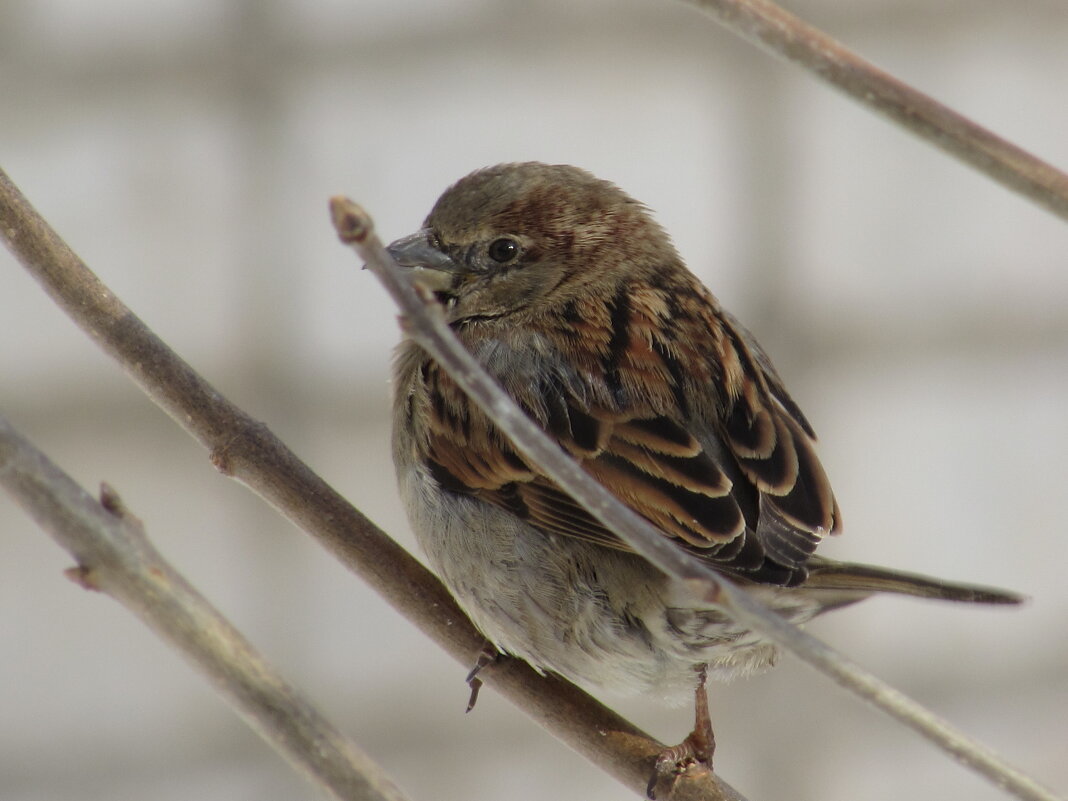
left=678, top=0, right=1068, bottom=223
left=0, top=169, right=742, bottom=800
left=328, top=196, right=1059, bottom=801
left=0, top=416, right=410, bottom=801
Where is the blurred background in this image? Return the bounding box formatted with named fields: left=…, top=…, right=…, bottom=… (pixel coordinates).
left=2, top=1, right=1067, bottom=799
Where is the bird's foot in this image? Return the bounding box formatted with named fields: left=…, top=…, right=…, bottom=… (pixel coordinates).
left=646, top=667, right=715, bottom=799
left=464, top=641, right=502, bottom=713
left=646, top=728, right=715, bottom=799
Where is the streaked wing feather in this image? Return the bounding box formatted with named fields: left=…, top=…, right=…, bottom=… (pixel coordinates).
left=514, top=481, right=623, bottom=549
left=420, top=291, right=839, bottom=586
left=425, top=400, right=762, bottom=571
left=716, top=315, right=840, bottom=568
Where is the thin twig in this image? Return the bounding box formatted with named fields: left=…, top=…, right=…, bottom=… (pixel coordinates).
left=677, top=0, right=1068, bottom=223
left=329, top=197, right=1060, bottom=801
left=0, top=415, right=410, bottom=801
left=0, top=169, right=742, bottom=801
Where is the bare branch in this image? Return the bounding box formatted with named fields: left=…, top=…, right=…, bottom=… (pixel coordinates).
left=0, top=171, right=744, bottom=800
left=677, top=0, right=1068, bottom=223
left=0, top=416, right=410, bottom=801
left=330, top=197, right=1060, bottom=801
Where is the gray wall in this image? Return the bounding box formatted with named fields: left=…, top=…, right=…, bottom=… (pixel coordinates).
left=2, top=1, right=1066, bottom=799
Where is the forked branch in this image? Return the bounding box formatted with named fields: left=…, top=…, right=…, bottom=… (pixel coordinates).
left=0, top=417, right=410, bottom=801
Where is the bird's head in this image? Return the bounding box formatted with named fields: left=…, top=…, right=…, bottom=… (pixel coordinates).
left=386, top=162, right=678, bottom=323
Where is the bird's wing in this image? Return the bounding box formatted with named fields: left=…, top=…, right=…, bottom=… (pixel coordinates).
left=714, top=312, right=841, bottom=572
left=419, top=289, right=839, bottom=586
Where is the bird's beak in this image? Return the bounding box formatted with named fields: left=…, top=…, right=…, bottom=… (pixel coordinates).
left=386, top=229, right=461, bottom=293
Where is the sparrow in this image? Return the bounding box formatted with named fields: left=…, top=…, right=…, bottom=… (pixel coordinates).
left=385, top=162, right=1021, bottom=782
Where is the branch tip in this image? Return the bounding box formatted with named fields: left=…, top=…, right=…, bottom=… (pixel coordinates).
left=329, top=196, right=373, bottom=245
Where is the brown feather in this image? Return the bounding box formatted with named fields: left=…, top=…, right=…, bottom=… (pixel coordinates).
left=403, top=168, right=842, bottom=586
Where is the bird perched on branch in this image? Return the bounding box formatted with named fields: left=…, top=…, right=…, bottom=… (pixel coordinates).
left=386, top=162, right=1020, bottom=788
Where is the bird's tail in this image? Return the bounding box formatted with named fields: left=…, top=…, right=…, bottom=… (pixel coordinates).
left=803, top=557, right=1024, bottom=605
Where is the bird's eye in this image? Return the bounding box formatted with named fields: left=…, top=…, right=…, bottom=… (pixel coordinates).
left=487, top=237, right=519, bottom=263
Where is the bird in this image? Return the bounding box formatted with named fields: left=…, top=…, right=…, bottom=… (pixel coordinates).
left=384, top=161, right=1021, bottom=786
